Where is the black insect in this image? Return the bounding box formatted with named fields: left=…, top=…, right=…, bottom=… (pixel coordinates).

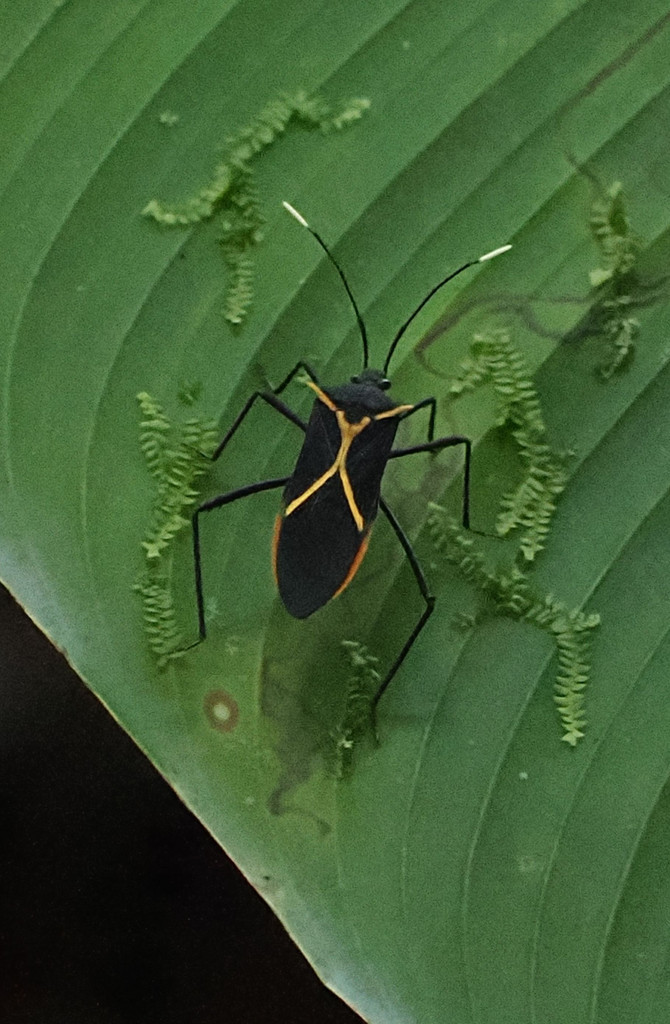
left=192, top=202, right=510, bottom=732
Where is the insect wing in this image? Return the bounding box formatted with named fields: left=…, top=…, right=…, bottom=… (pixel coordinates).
left=345, top=414, right=398, bottom=518
left=274, top=403, right=398, bottom=618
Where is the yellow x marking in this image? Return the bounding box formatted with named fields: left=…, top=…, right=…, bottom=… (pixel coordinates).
left=283, top=382, right=414, bottom=531
left=285, top=409, right=370, bottom=530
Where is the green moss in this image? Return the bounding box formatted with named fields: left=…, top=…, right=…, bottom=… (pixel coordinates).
left=328, top=641, right=381, bottom=777
left=134, top=391, right=217, bottom=665
left=427, top=509, right=599, bottom=746
left=143, top=89, right=369, bottom=325
left=451, top=330, right=568, bottom=561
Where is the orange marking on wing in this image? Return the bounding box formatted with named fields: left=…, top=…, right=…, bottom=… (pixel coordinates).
left=271, top=513, right=283, bottom=586
left=333, top=532, right=371, bottom=599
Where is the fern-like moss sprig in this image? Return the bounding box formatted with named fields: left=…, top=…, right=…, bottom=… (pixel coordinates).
left=143, top=89, right=369, bottom=325
left=328, top=640, right=381, bottom=777
left=583, top=179, right=654, bottom=380
left=450, top=331, right=568, bottom=561
left=588, top=180, right=641, bottom=288
left=132, top=571, right=188, bottom=668
left=426, top=508, right=599, bottom=746
left=135, top=392, right=217, bottom=665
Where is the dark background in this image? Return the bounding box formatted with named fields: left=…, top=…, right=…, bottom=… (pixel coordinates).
left=0, top=584, right=361, bottom=1024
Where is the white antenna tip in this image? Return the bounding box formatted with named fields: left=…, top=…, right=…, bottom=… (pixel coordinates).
left=282, top=201, right=309, bottom=228
left=479, top=244, right=512, bottom=262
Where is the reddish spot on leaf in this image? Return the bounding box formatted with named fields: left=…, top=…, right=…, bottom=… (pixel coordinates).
left=204, top=690, right=239, bottom=732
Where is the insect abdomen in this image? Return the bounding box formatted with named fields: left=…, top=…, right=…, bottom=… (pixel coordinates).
left=272, top=400, right=400, bottom=618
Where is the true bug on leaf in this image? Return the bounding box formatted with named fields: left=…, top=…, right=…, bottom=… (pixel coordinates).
left=192, top=203, right=511, bottom=732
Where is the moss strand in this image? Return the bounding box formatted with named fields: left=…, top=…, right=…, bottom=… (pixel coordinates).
left=142, top=89, right=369, bottom=325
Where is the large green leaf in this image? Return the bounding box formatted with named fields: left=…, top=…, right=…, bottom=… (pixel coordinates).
left=3, top=1, right=670, bottom=1020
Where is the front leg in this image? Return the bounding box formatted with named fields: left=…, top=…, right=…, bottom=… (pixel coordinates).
left=389, top=434, right=471, bottom=529
left=369, top=498, right=436, bottom=738
left=398, top=396, right=438, bottom=443
left=210, top=360, right=316, bottom=462
left=193, top=477, right=290, bottom=641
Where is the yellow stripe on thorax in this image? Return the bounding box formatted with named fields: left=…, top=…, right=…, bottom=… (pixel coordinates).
left=374, top=403, right=413, bottom=419
left=304, top=379, right=337, bottom=410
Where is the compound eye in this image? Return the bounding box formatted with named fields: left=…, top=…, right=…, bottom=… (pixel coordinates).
left=351, top=374, right=361, bottom=384
left=380, top=378, right=391, bottom=390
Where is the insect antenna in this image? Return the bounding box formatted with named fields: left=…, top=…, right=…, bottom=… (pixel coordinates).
left=382, top=244, right=512, bottom=376
left=283, top=201, right=370, bottom=370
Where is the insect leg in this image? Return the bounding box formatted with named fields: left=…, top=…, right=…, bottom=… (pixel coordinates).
left=398, top=396, right=437, bottom=442
left=274, top=360, right=320, bottom=392
left=192, top=367, right=313, bottom=645
left=389, top=434, right=472, bottom=529
left=371, top=498, right=435, bottom=736
left=211, top=393, right=303, bottom=461
left=210, top=361, right=317, bottom=461
left=193, top=477, right=290, bottom=641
